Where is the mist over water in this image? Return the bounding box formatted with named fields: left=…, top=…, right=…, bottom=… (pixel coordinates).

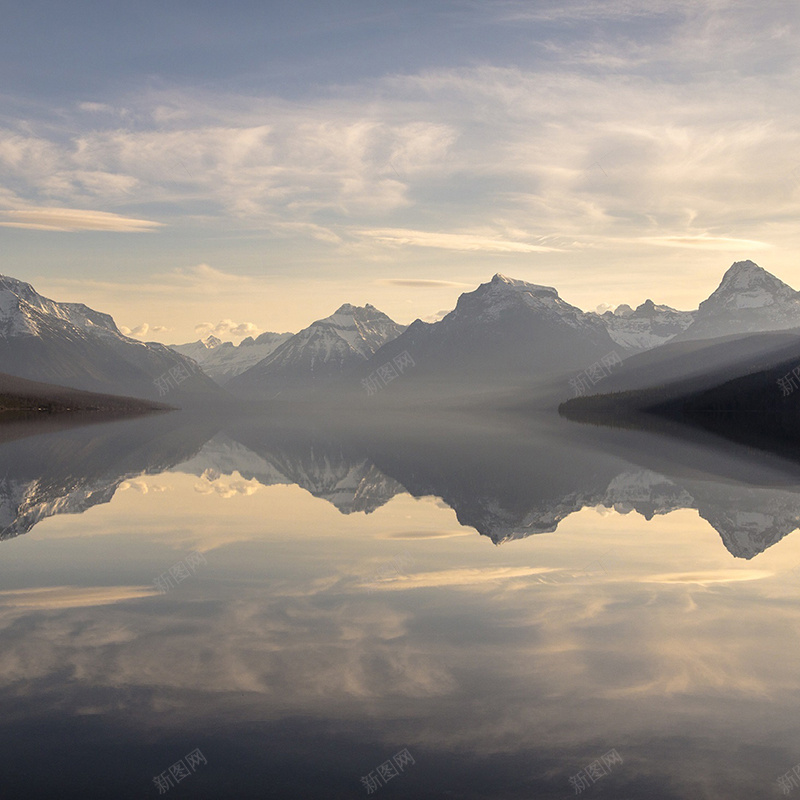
left=2, top=409, right=800, bottom=798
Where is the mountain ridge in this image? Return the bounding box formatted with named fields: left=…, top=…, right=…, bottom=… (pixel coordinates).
left=0, top=274, right=225, bottom=405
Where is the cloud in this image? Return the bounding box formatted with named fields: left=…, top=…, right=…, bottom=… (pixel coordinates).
left=642, top=570, right=773, bottom=585
left=3, top=113, right=455, bottom=224
left=117, top=478, right=168, bottom=494
left=357, top=566, right=557, bottom=591
left=382, top=529, right=473, bottom=540
left=119, top=323, right=149, bottom=338
left=358, top=228, right=562, bottom=253
left=118, top=478, right=152, bottom=493
left=0, top=207, right=162, bottom=232
left=195, top=319, right=260, bottom=338
left=495, top=0, right=701, bottom=23
left=193, top=478, right=261, bottom=498
left=42, top=263, right=271, bottom=301
left=78, top=101, right=118, bottom=114
left=0, top=585, right=157, bottom=609
left=641, top=235, right=773, bottom=251
left=421, top=309, right=452, bottom=323
left=2, top=0, right=800, bottom=292
left=378, top=279, right=472, bottom=288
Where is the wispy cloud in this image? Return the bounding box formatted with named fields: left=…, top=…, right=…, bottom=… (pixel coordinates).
left=377, top=279, right=473, bottom=288
left=0, top=207, right=162, bottom=232
left=0, top=585, right=157, bottom=609
left=494, top=0, right=702, bottom=23
left=641, top=235, right=773, bottom=251
left=359, top=228, right=562, bottom=253
left=642, top=570, right=773, bottom=585
left=358, top=566, right=557, bottom=591
left=195, top=319, right=260, bottom=337
left=43, top=263, right=268, bottom=297
left=194, top=477, right=261, bottom=498
left=118, top=322, right=169, bottom=338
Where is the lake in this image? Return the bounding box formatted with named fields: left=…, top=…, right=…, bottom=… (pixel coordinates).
left=1, top=408, right=800, bottom=799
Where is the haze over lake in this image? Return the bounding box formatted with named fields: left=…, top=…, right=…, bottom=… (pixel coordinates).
left=2, top=408, right=800, bottom=798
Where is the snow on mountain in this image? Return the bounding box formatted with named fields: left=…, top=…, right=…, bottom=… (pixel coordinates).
left=0, top=274, right=223, bottom=404
left=169, top=331, right=292, bottom=384
left=704, top=260, right=797, bottom=310
left=675, top=260, right=800, bottom=341
left=0, top=275, right=122, bottom=339
left=469, top=274, right=602, bottom=329
left=227, top=303, right=405, bottom=398
left=596, top=299, right=695, bottom=351
left=170, top=335, right=223, bottom=363
left=586, top=262, right=800, bottom=353
left=353, top=273, right=620, bottom=393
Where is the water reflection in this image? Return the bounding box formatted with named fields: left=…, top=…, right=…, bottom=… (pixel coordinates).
left=4, top=410, right=800, bottom=558
left=2, top=411, right=800, bottom=798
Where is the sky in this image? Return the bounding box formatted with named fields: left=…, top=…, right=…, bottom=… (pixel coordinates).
left=2, top=0, right=800, bottom=343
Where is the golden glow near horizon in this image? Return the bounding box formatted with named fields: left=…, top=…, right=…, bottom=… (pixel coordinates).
left=1, top=1, right=799, bottom=343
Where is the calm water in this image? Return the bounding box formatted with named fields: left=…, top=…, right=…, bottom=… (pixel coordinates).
left=2, top=409, right=800, bottom=799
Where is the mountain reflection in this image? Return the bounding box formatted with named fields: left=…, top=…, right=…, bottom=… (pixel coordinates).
left=2, top=410, right=800, bottom=558
left=4, top=411, right=800, bottom=799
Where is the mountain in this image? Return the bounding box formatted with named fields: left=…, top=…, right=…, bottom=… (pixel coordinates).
left=169, top=334, right=224, bottom=363
left=0, top=275, right=224, bottom=405
left=350, top=274, right=620, bottom=398
left=635, top=346, right=800, bottom=455
left=562, top=329, right=800, bottom=409
left=586, top=261, right=800, bottom=354
left=551, top=262, right=800, bottom=409
left=596, top=299, right=695, bottom=351
left=169, top=331, right=292, bottom=384
left=674, top=260, right=800, bottom=341
left=226, top=304, right=405, bottom=399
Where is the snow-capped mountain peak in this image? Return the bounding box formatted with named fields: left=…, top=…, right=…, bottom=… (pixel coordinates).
left=455, top=273, right=592, bottom=330
left=674, top=261, right=800, bottom=342
left=226, top=303, right=405, bottom=397
left=0, top=275, right=122, bottom=338
left=0, top=273, right=220, bottom=402
left=595, top=298, right=695, bottom=352
left=702, top=260, right=797, bottom=311
left=489, top=272, right=558, bottom=295
left=169, top=331, right=293, bottom=384
left=309, top=303, right=405, bottom=355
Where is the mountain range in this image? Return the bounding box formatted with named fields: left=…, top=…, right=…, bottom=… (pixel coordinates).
left=0, top=275, right=223, bottom=405
left=169, top=331, right=292, bottom=384
left=3, top=260, right=800, bottom=408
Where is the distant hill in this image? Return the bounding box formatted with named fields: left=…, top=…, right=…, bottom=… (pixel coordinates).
left=559, top=331, right=800, bottom=455
left=0, top=370, right=171, bottom=415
